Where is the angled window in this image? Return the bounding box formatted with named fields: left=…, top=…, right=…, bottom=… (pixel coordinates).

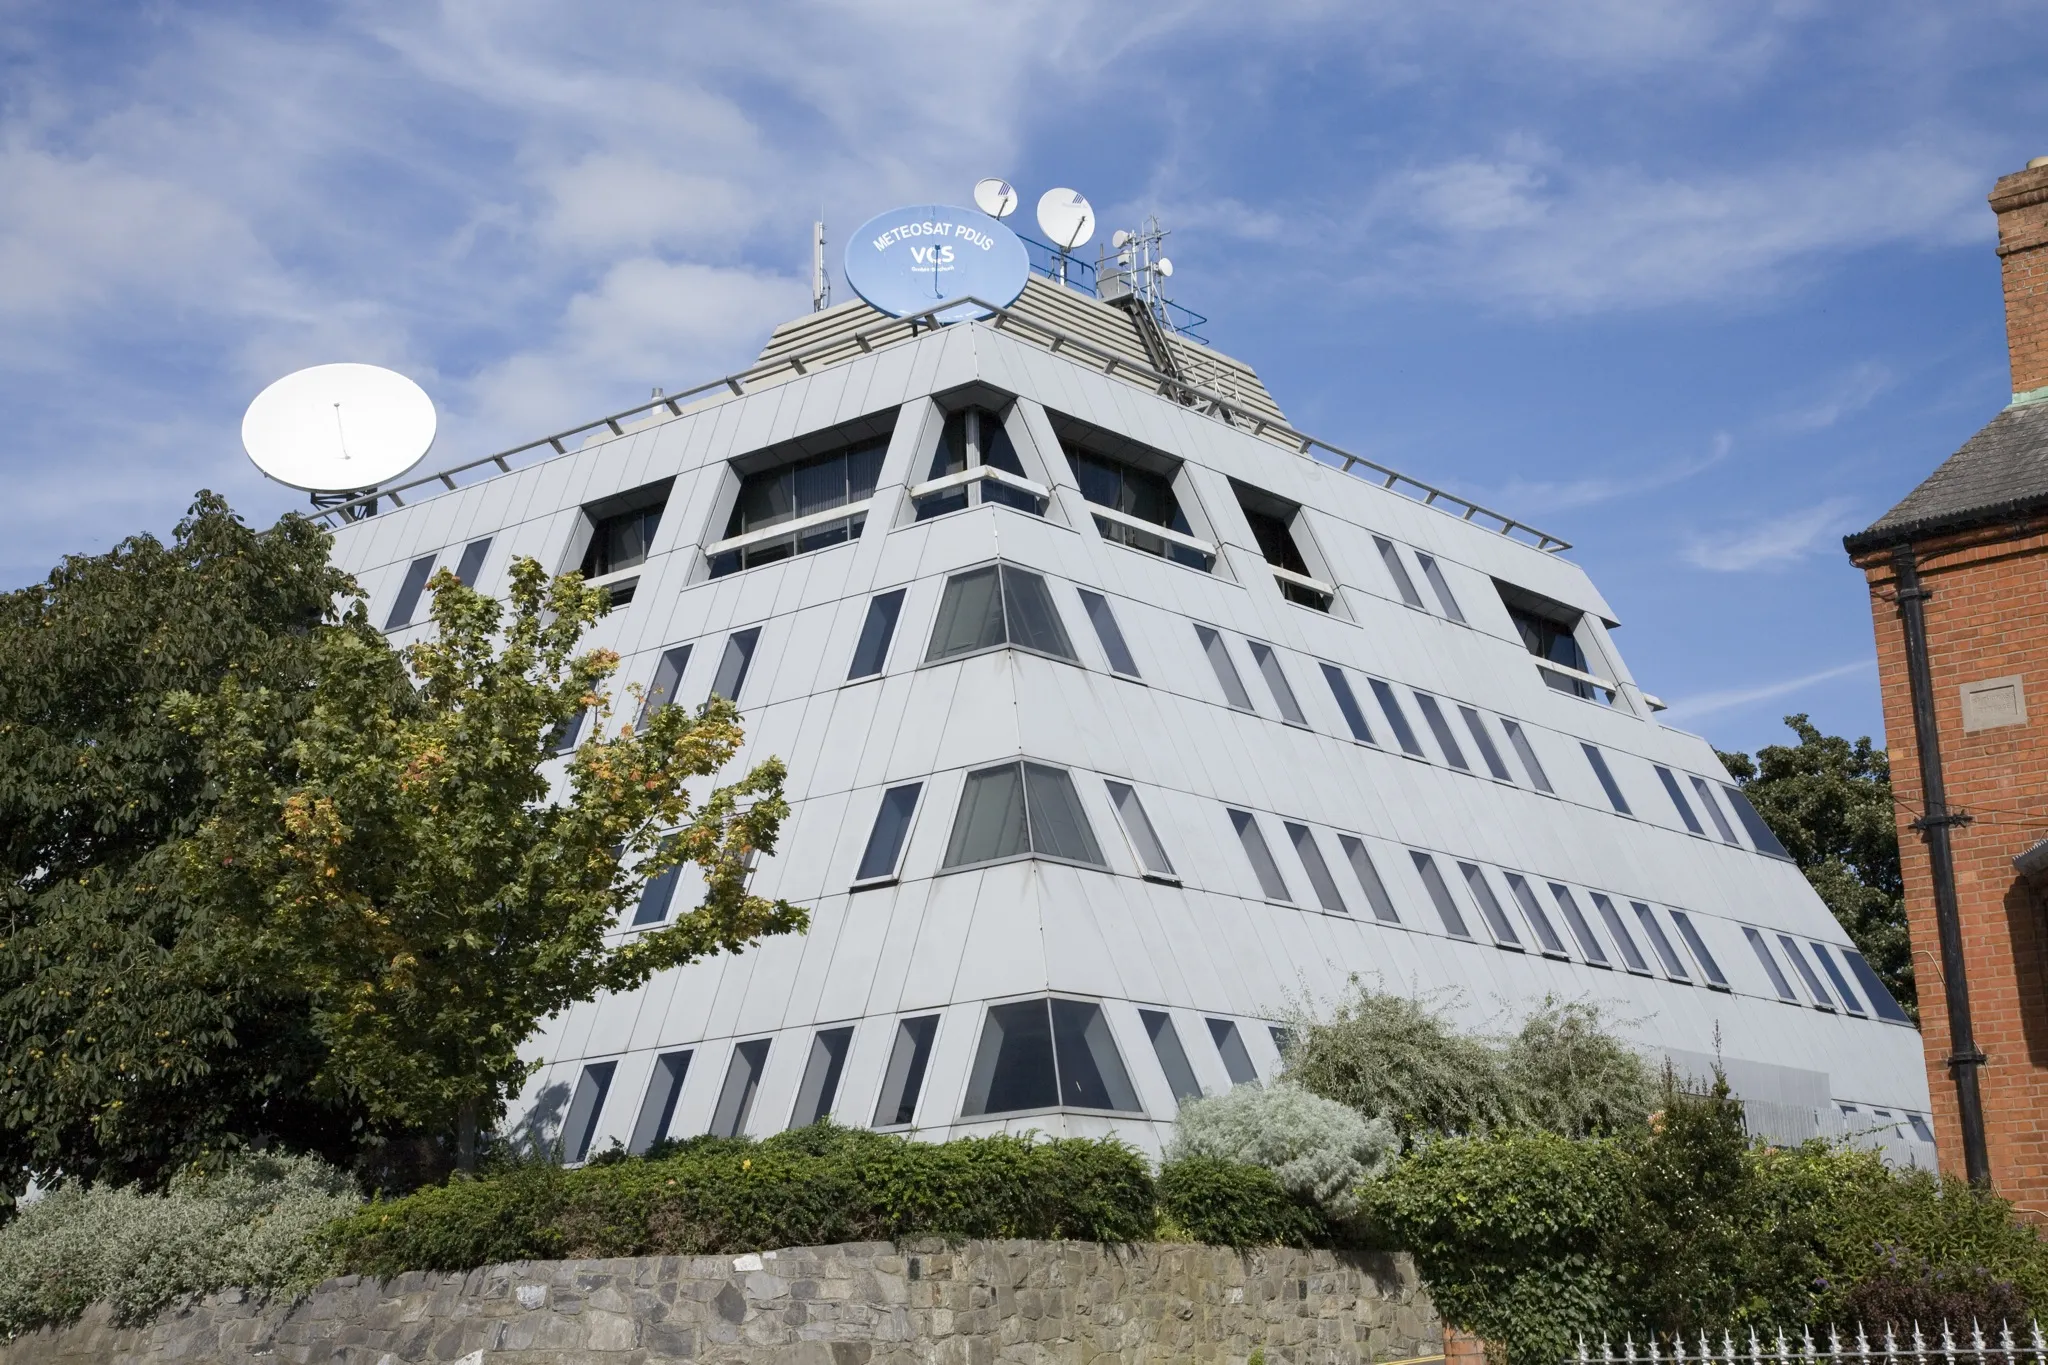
left=1669, top=911, right=1730, bottom=989
left=632, top=838, right=682, bottom=926
left=562, top=1061, right=617, bottom=1163
left=1195, top=625, right=1256, bottom=711
left=1415, top=554, right=1467, bottom=623
left=962, top=997, right=1140, bottom=1115
left=1234, top=482, right=1330, bottom=610
left=1592, top=893, right=1651, bottom=974
left=637, top=645, right=693, bottom=728
left=547, top=706, right=589, bottom=755
left=1375, top=537, right=1425, bottom=609
left=579, top=478, right=674, bottom=601
left=848, top=589, right=907, bottom=679
left=1321, top=664, right=1375, bottom=743
left=710, top=432, right=886, bottom=577
left=1248, top=641, right=1308, bottom=726
left=1497, top=580, right=1607, bottom=702
left=1370, top=679, right=1425, bottom=756
left=791, top=1026, right=854, bottom=1127
left=1415, top=693, right=1469, bottom=769
left=1338, top=836, right=1401, bottom=923
left=1077, top=590, right=1141, bottom=677
left=915, top=406, right=1043, bottom=519
left=1286, top=823, right=1348, bottom=914
left=1583, top=744, right=1631, bottom=814
left=1841, top=949, right=1912, bottom=1023
left=1656, top=766, right=1705, bottom=835
left=1690, top=775, right=1741, bottom=844
left=1776, top=933, right=1836, bottom=1009
left=943, top=762, right=1104, bottom=870
left=1502, top=719, right=1553, bottom=792
left=1460, top=707, right=1513, bottom=781
left=1207, top=1018, right=1260, bottom=1087
left=1065, top=437, right=1212, bottom=570
left=1906, top=1113, right=1935, bottom=1143
left=1505, top=873, right=1569, bottom=957
left=453, top=537, right=492, bottom=588
left=1722, top=785, right=1792, bottom=859
left=926, top=564, right=1077, bottom=663
left=1230, top=809, right=1291, bottom=901
left=1459, top=863, right=1522, bottom=948
left=629, top=1050, right=691, bottom=1153
left=1269, top=1025, right=1295, bottom=1058
left=1141, top=1010, right=1202, bottom=1103
left=1808, top=942, right=1865, bottom=1015
left=1106, top=781, right=1176, bottom=878
left=1633, top=903, right=1690, bottom=980
left=709, top=627, right=761, bottom=702
left=855, top=783, right=923, bottom=883
left=1411, top=852, right=1470, bottom=938
left=385, top=553, right=437, bottom=630
left=1549, top=884, right=1608, bottom=965
left=1744, top=928, right=1798, bottom=1001
left=872, top=1015, right=939, bottom=1126
left=708, top=1039, right=771, bottom=1137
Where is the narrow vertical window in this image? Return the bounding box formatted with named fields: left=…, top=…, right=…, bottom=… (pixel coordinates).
left=1549, top=885, right=1608, bottom=965
left=1415, top=693, right=1469, bottom=769
left=562, top=1061, right=617, bottom=1163
left=1656, top=766, right=1705, bottom=834
left=1502, top=719, right=1553, bottom=792
left=1842, top=950, right=1912, bottom=1023
left=1723, top=786, right=1792, bottom=858
left=1338, top=836, right=1401, bottom=923
left=1141, top=1010, right=1202, bottom=1102
left=547, top=707, right=589, bottom=755
left=633, top=839, right=682, bottom=926
left=1776, top=934, right=1836, bottom=1008
left=1415, top=553, right=1467, bottom=623
left=855, top=783, right=922, bottom=882
left=848, top=589, right=907, bottom=679
left=708, top=1039, right=770, bottom=1137
left=710, top=627, right=761, bottom=702
left=790, top=1026, right=854, bottom=1127
left=637, top=645, right=692, bottom=728
left=1808, top=942, right=1865, bottom=1014
left=1370, top=679, right=1425, bottom=756
left=1374, top=537, right=1425, bottom=608
left=1907, top=1113, right=1935, bottom=1143
left=872, top=1015, right=940, bottom=1125
left=1248, top=642, right=1308, bottom=726
left=1285, top=823, right=1348, bottom=914
left=1744, top=927, right=1798, bottom=1001
left=1269, top=1026, right=1295, bottom=1058
left=1050, top=998, right=1141, bottom=1110
left=1583, top=744, right=1631, bottom=813
left=1321, top=664, right=1375, bottom=744
left=1196, top=626, right=1256, bottom=711
left=1410, top=852, right=1470, bottom=938
left=629, top=1050, right=691, bottom=1153
left=1633, top=903, right=1690, bottom=979
left=1668, top=911, right=1730, bottom=989
left=384, top=553, right=437, bottom=630
left=1230, top=809, right=1291, bottom=900
left=1505, top=873, right=1569, bottom=956
left=1106, top=781, right=1176, bottom=878
left=1077, top=590, right=1141, bottom=677
left=1690, top=775, right=1741, bottom=844
left=1592, top=893, right=1651, bottom=973
left=1207, top=1018, right=1260, bottom=1087
left=453, top=537, right=492, bottom=588
left=1460, top=707, right=1513, bottom=781
left=1459, top=863, right=1522, bottom=948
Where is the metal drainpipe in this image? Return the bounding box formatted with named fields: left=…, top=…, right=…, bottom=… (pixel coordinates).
left=1891, top=541, right=1993, bottom=1187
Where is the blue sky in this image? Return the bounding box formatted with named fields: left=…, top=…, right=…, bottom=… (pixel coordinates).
left=3, top=1, right=2043, bottom=756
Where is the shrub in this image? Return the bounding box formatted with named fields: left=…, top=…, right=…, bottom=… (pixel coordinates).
left=1282, top=983, right=1511, bottom=1145
left=1156, top=1157, right=1334, bottom=1248
left=1500, top=1001, right=1655, bottom=1139
left=0, top=1153, right=360, bottom=1335
left=1166, top=1082, right=1396, bottom=1220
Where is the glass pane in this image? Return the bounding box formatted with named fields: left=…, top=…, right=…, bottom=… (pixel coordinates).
left=932, top=410, right=969, bottom=478
left=1070, top=449, right=1123, bottom=510
left=1691, top=775, right=1740, bottom=843
left=848, top=590, right=906, bottom=679
left=1842, top=950, right=1912, bottom=1023
left=1502, top=720, right=1553, bottom=792
left=1051, top=998, right=1140, bottom=1110
left=563, top=1061, right=617, bottom=1163
left=915, top=487, right=970, bottom=521
left=1338, top=836, right=1400, bottom=923
left=454, top=538, right=492, bottom=587
left=856, top=783, right=922, bottom=881
left=1723, top=786, right=1792, bottom=858
left=979, top=410, right=1026, bottom=475
left=1633, top=903, right=1689, bottom=978
left=1416, top=554, right=1467, bottom=623
left=1593, top=893, right=1651, bottom=973
left=1321, top=665, right=1375, bottom=744
left=1416, top=693, right=1468, bottom=769
left=791, top=1026, right=853, bottom=1127
left=1656, top=767, right=1705, bottom=834
left=1286, top=822, right=1348, bottom=914
left=710, top=628, right=760, bottom=702
left=926, top=567, right=1006, bottom=661
left=796, top=452, right=848, bottom=520
left=547, top=707, right=588, bottom=755
left=1460, top=707, right=1512, bottom=780
left=1022, top=763, right=1105, bottom=866
left=1375, top=537, right=1425, bottom=608
left=629, top=1050, right=690, bottom=1153
left=1460, top=863, right=1521, bottom=947
left=733, top=467, right=793, bottom=535
left=1106, top=781, right=1175, bottom=876
left=1230, top=809, right=1291, bottom=900
left=1370, top=679, right=1425, bottom=756
left=1411, top=852, right=1469, bottom=937
left=944, top=764, right=1030, bottom=867
left=1745, top=928, right=1798, bottom=1000
left=962, top=1000, right=1058, bottom=1115
left=1549, top=884, right=1607, bottom=964
left=1196, top=626, right=1255, bottom=710
left=633, top=839, right=682, bottom=925
left=709, top=1039, right=770, bottom=1137
left=1808, top=942, right=1864, bottom=1013
left=1249, top=642, right=1308, bottom=726
left=1207, top=1018, right=1259, bottom=1087
left=1078, top=590, right=1141, bottom=677
left=637, top=645, right=692, bottom=728
left=1244, top=507, right=1309, bottom=575
left=872, top=1015, right=939, bottom=1125
left=1506, top=873, right=1568, bottom=955
left=1669, top=911, right=1729, bottom=988
left=845, top=439, right=886, bottom=500
left=1777, top=933, right=1835, bottom=1007
left=1140, top=1010, right=1202, bottom=1102
left=385, top=554, right=437, bottom=630
left=1000, top=565, right=1077, bottom=659
left=1583, top=744, right=1631, bottom=813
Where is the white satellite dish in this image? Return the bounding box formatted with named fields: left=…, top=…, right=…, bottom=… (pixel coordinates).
left=1111, top=229, right=1132, bottom=249
left=241, top=363, right=436, bottom=493
left=973, top=177, right=1019, bottom=219
left=1036, top=188, right=1096, bottom=251
left=1157, top=257, right=1174, bottom=278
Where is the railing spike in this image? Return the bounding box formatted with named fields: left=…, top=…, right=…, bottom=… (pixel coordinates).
left=1856, top=1323, right=1872, bottom=1365
left=1973, top=1318, right=1987, bottom=1361
left=1700, top=1329, right=1713, bottom=1365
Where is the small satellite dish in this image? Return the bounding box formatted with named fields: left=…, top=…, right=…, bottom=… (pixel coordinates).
left=242, top=363, right=436, bottom=492
left=1036, top=188, right=1096, bottom=251
left=973, top=178, right=1019, bottom=219
left=1111, top=229, right=1132, bottom=249
left=1157, top=257, right=1174, bottom=278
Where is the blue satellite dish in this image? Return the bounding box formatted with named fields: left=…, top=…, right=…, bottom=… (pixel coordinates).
left=843, top=204, right=1029, bottom=322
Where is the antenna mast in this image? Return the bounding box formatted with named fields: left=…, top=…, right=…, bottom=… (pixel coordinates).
left=812, top=219, right=830, bottom=312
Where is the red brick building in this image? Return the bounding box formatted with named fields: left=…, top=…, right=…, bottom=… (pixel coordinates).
left=1846, top=157, right=2048, bottom=1212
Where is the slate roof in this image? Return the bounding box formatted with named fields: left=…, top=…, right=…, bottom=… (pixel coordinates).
left=1845, top=399, right=2048, bottom=553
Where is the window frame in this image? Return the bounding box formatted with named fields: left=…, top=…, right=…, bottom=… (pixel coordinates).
left=847, top=589, right=908, bottom=680
left=1247, top=640, right=1310, bottom=727
left=939, top=760, right=1107, bottom=874
left=923, top=562, right=1080, bottom=667
left=1229, top=808, right=1293, bottom=902
left=960, top=994, right=1144, bottom=1117
left=872, top=1014, right=941, bottom=1128
left=1140, top=1009, right=1203, bottom=1102
left=1583, top=743, right=1632, bottom=814
left=1286, top=822, right=1349, bottom=914
left=853, top=782, right=924, bottom=886
left=1411, top=851, right=1471, bottom=938
left=1076, top=589, right=1142, bottom=678
left=790, top=1025, right=855, bottom=1128
left=1105, top=780, right=1178, bottom=882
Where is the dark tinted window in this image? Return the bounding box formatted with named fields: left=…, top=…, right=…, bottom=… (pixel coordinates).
left=637, top=645, right=692, bottom=728
left=1207, top=1018, right=1259, bottom=1086
left=1416, top=693, right=1468, bottom=769
left=1231, top=810, right=1291, bottom=900
left=791, top=1027, right=853, bottom=1127
left=1416, top=554, right=1466, bottom=623
left=943, top=762, right=1103, bottom=869
left=1371, top=680, right=1425, bottom=756
left=1549, top=885, right=1607, bottom=965
left=1141, top=1010, right=1202, bottom=1102
left=385, top=554, right=436, bottom=630
left=1656, top=766, right=1705, bottom=834
left=926, top=565, right=1076, bottom=663
left=453, top=537, right=492, bottom=587
left=563, top=1061, right=616, bottom=1163
left=1196, top=626, right=1256, bottom=711
left=1808, top=942, right=1865, bottom=1014
left=872, top=1015, right=939, bottom=1125
left=629, top=1051, right=690, bottom=1153
left=709, top=628, right=760, bottom=702
left=1069, top=447, right=1209, bottom=569
left=1411, top=852, right=1469, bottom=937
left=1249, top=642, right=1308, bottom=726
left=583, top=505, right=663, bottom=579
left=1634, top=903, right=1690, bottom=979
left=1286, top=823, right=1348, bottom=913
left=1502, top=720, right=1553, bottom=792
left=963, top=998, right=1139, bottom=1115
left=1321, top=665, right=1375, bottom=744
left=1593, top=894, right=1651, bottom=973
left=1459, top=863, right=1522, bottom=948
left=709, top=1039, right=770, bottom=1137
left=1506, top=873, right=1569, bottom=956
left=1723, top=786, right=1793, bottom=858
left=1583, top=744, right=1631, bottom=813
left=1842, top=949, right=1913, bottom=1023
left=856, top=783, right=922, bottom=881
left=1375, top=538, right=1425, bottom=608
left=1339, top=836, right=1401, bottom=923
left=1077, top=590, right=1141, bottom=676
left=1669, top=911, right=1729, bottom=989
left=632, top=838, right=682, bottom=926
left=712, top=436, right=885, bottom=576
left=848, top=590, right=906, bottom=679
left=1461, top=707, right=1512, bottom=780
left=1691, top=776, right=1741, bottom=843
left=1745, top=928, right=1797, bottom=1000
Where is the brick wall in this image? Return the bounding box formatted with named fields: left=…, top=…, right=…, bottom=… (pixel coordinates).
left=1995, top=164, right=2048, bottom=396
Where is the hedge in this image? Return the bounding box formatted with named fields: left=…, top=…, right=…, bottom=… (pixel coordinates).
left=1156, top=1155, right=1338, bottom=1248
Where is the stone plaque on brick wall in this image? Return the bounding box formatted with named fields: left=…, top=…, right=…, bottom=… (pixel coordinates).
left=1961, top=675, right=2028, bottom=731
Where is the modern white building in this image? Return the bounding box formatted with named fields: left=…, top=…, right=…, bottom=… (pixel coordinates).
left=320, top=256, right=1934, bottom=1168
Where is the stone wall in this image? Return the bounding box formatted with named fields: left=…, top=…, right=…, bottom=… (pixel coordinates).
left=0, top=1238, right=1442, bottom=1365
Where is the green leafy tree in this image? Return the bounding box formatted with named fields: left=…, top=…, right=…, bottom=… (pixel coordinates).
left=174, top=558, right=805, bottom=1166
left=1717, top=715, right=1914, bottom=1019
left=0, top=494, right=368, bottom=1196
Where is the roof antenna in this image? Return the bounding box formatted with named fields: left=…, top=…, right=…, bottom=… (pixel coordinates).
left=812, top=216, right=830, bottom=312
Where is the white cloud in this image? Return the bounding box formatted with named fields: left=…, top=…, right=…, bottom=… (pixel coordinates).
left=1499, top=433, right=1732, bottom=513
left=1681, top=495, right=1862, bottom=571
left=1771, top=360, right=1894, bottom=431
left=1661, top=658, right=1874, bottom=722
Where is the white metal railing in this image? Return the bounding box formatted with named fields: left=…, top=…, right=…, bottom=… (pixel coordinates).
left=1574, top=1321, right=2048, bottom=1365
left=907, top=465, right=1050, bottom=504
left=1271, top=564, right=1336, bottom=599
left=1086, top=503, right=1220, bottom=559
left=701, top=498, right=875, bottom=559
left=1537, top=657, right=1621, bottom=698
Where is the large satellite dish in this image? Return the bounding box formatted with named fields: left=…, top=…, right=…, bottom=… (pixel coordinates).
left=241, top=363, right=436, bottom=492
left=973, top=178, right=1018, bottom=219
left=1036, top=188, right=1096, bottom=251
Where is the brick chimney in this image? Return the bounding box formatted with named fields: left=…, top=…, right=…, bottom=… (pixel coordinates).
left=1992, top=157, right=2048, bottom=399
